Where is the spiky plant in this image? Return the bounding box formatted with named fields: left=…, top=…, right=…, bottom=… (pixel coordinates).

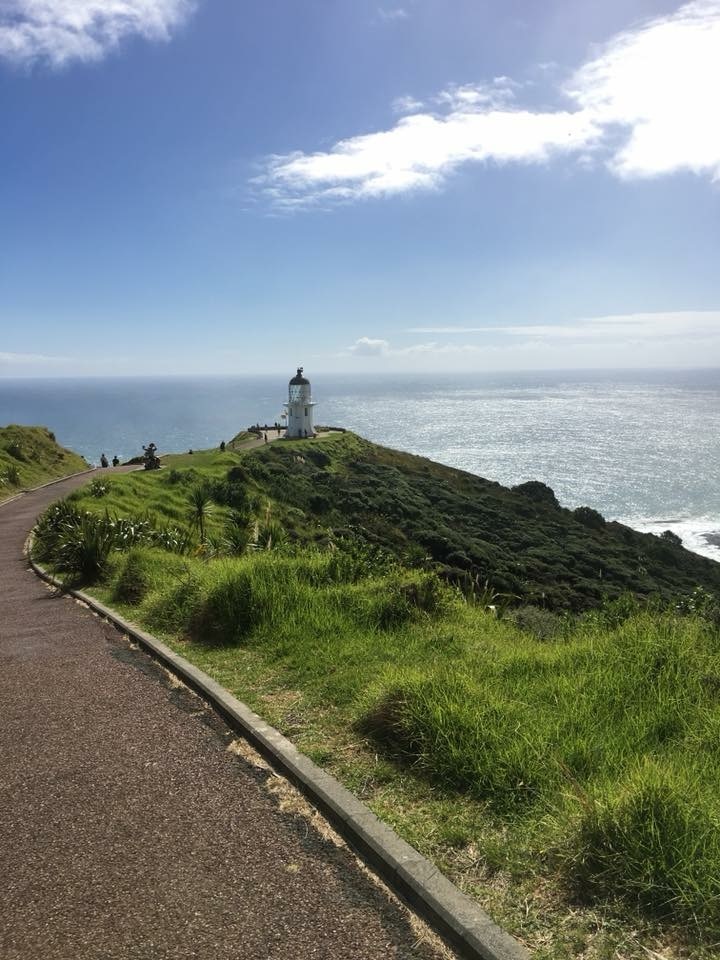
left=187, top=484, right=213, bottom=544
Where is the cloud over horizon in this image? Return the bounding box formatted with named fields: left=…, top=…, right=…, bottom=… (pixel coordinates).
left=406, top=311, right=720, bottom=342
left=344, top=311, right=720, bottom=370
left=0, top=0, right=194, bottom=67
left=259, top=0, right=720, bottom=207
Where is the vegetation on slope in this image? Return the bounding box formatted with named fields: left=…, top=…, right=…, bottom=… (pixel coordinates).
left=0, top=425, right=89, bottom=502
left=31, top=434, right=720, bottom=957
left=243, top=432, right=720, bottom=610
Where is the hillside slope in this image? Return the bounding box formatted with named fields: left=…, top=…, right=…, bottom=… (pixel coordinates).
left=245, top=432, right=720, bottom=610
left=31, top=433, right=720, bottom=956
left=0, top=425, right=89, bottom=502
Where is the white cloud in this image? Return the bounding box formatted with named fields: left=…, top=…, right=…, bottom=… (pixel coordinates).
left=259, top=0, right=720, bottom=206
left=376, top=7, right=409, bottom=23
left=345, top=337, right=484, bottom=361
left=340, top=311, right=720, bottom=371
left=568, top=0, right=720, bottom=179
left=260, top=103, right=598, bottom=207
left=0, top=0, right=194, bottom=67
left=348, top=336, right=390, bottom=356
left=407, top=311, right=720, bottom=342
left=0, top=350, right=72, bottom=375
left=0, top=350, right=68, bottom=363
left=392, top=94, right=425, bottom=115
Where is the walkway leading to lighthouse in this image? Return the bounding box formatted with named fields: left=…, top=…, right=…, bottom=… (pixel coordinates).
left=0, top=471, right=451, bottom=960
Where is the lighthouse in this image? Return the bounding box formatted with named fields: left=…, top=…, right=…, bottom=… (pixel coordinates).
left=284, top=367, right=315, bottom=438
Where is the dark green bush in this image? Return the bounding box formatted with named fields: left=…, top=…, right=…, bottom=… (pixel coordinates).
left=573, top=506, right=606, bottom=529
left=6, top=441, right=26, bottom=461
left=512, top=480, right=559, bottom=508
left=227, top=464, right=250, bottom=483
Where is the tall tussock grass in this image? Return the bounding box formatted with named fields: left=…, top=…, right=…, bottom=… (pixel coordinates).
left=139, top=552, right=452, bottom=647
left=360, top=612, right=720, bottom=928
left=566, top=760, right=720, bottom=928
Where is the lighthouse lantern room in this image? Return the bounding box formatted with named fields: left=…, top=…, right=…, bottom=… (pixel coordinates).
left=284, top=367, right=315, bottom=438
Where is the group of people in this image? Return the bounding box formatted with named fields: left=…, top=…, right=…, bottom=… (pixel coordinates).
left=99, top=454, right=119, bottom=468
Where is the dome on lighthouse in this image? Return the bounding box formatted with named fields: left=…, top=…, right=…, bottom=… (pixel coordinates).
left=289, top=367, right=310, bottom=386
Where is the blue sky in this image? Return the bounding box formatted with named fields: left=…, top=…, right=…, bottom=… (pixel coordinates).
left=1, top=0, right=719, bottom=376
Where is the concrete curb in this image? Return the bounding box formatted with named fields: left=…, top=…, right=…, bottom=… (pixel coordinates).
left=0, top=467, right=96, bottom=509
left=28, top=553, right=530, bottom=960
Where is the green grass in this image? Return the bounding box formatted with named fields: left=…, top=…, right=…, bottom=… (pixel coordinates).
left=0, top=425, right=88, bottom=502
left=32, top=437, right=720, bottom=958
left=88, top=548, right=720, bottom=957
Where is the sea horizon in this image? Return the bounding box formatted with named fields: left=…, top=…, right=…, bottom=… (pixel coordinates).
left=2, top=367, right=719, bottom=562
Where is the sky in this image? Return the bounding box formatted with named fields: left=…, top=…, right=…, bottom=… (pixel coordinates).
left=1, top=0, right=719, bottom=377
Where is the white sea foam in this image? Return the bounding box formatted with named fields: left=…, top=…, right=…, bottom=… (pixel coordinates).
left=627, top=517, right=720, bottom=562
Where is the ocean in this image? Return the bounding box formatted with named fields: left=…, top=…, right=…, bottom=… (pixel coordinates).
left=1, top=369, right=719, bottom=561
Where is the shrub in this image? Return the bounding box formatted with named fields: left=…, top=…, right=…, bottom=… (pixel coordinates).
left=513, top=480, right=559, bottom=508
left=4, top=464, right=20, bottom=485
left=583, top=593, right=643, bottom=630
left=660, top=530, right=682, bottom=547
left=510, top=605, right=564, bottom=640
left=33, top=500, right=190, bottom=579
left=305, top=448, right=331, bottom=468
left=89, top=477, right=111, bottom=498
left=6, top=441, right=26, bottom=461
left=33, top=500, right=83, bottom=563
left=227, top=464, right=250, bottom=483
left=145, top=572, right=208, bottom=636
left=255, top=518, right=286, bottom=550
left=206, top=478, right=248, bottom=510
left=573, top=506, right=606, bottom=529
left=223, top=511, right=252, bottom=555
left=52, top=512, right=120, bottom=583
left=150, top=524, right=195, bottom=554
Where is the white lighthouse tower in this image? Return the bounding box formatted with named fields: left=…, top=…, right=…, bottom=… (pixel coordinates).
left=284, top=367, right=315, bottom=438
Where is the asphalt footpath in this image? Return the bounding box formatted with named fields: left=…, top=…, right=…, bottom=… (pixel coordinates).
left=0, top=471, right=454, bottom=960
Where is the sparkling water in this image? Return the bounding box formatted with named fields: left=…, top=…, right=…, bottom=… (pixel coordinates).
left=1, top=369, right=718, bottom=560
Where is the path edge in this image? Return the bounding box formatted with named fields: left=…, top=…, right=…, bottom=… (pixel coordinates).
left=28, top=553, right=530, bottom=960
left=0, top=467, right=96, bottom=508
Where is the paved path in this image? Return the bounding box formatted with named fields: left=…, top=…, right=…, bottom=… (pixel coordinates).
left=0, top=472, right=451, bottom=960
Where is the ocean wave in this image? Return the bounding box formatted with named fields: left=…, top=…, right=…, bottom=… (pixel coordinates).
left=628, top=516, right=720, bottom=562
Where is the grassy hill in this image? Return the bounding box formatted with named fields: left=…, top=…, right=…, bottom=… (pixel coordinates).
left=245, top=432, right=720, bottom=611
left=30, top=432, right=720, bottom=957
left=0, top=425, right=89, bottom=502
